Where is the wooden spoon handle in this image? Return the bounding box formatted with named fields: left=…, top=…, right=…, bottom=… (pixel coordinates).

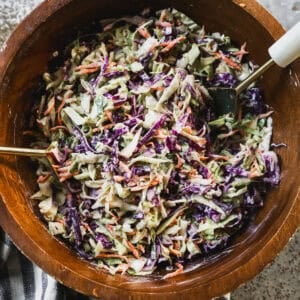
left=0, top=146, right=48, bottom=157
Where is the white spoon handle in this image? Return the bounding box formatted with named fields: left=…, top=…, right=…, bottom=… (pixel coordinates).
left=269, top=22, right=300, bottom=67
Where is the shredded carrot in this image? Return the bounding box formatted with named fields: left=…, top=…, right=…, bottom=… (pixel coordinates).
left=200, top=26, right=206, bottom=39
left=138, top=27, right=150, bottom=39
left=160, top=36, right=186, bottom=53
left=218, top=130, right=238, bottom=139
left=173, top=144, right=181, bottom=153
left=44, top=97, right=55, bottom=116
left=138, top=175, right=151, bottom=180
left=56, top=219, right=65, bottom=225
left=188, top=168, right=198, bottom=177
left=249, top=160, right=261, bottom=178
left=105, top=224, right=114, bottom=234
left=249, top=169, right=260, bottom=178
left=109, top=61, right=117, bottom=67
left=100, top=61, right=116, bottom=75
left=115, top=263, right=129, bottom=274
left=127, top=181, right=138, bottom=189
left=130, top=184, right=148, bottom=192
left=199, top=138, right=207, bottom=147
left=75, top=62, right=101, bottom=75
left=37, top=174, right=50, bottom=183
left=148, top=175, right=161, bottom=187
left=103, top=124, right=115, bottom=129
left=113, top=175, right=125, bottom=183
left=96, top=253, right=129, bottom=262
left=65, top=160, right=72, bottom=166
left=108, top=210, right=119, bottom=219
left=233, top=42, right=248, bottom=61
left=126, top=241, right=140, bottom=259
left=159, top=9, right=167, bottom=22
left=151, top=85, right=165, bottom=91
left=153, top=129, right=168, bottom=139
left=78, top=67, right=100, bottom=75
left=199, top=156, right=209, bottom=161
left=59, top=172, right=73, bottom=182
left=194, top=238, right=203, bottom=244
left=124, top=113, right=132, bottom=119
left=57, top=98, right=66, bottom=124
left=139, top=145, right=147, bottom=152
left=57, top=164, right=76, bottom=182
left=137, top=244, right=145, bottom=253
left=163, top=263, right=184, bottom=279
left=126, top=231, right=136, bottom=236
left=178, top=210, right=185, bottom=217
left=131, top=175, right=161, bottom=191
left=57, top=166, right=69, bottom=173
left=169, top=247, right=181, bottom=257
left=92, top=127, right=101, bottom=133
left=156, top=21, right=172, bottom=27
left=210, top=154, right=229, bottom=161
left=49, top=125, right=69, bottom=132
left=82, top=223, right=92, bottom=231
left=75, top=62, right=101, bottom=70
left=175, top=153, right=183, bottom=169
left=105, top=110, right=114, bottom=123
left=182, top=126, right=193, bottom=134
left=113, top=102, right=127, bottom=110
left=215, top=51, right=241, bottom=70
left=119, top=161, right=131, bottom=174
left=149, top=41, right=159, bottom=52
left=174, top=241, right=180, bottom=251
left=145, top=141, right=155, bottom=148
left=257, top=110, right=273, bottom=119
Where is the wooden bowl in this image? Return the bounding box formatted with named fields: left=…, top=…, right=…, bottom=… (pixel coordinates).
left=0, top=0, right=299, bottom=299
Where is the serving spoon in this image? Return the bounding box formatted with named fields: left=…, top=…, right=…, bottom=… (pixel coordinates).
left=210, top=22, right=300, bottom=117
left=0, top=146, right=61, bottom=178
left=0, top=146, right=48, bottom=157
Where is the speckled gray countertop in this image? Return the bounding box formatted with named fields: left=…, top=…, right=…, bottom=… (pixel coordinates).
left=0, top=0, right=299, bottom=299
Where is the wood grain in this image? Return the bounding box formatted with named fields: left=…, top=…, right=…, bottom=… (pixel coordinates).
left=0, top=0, right=299, bottom=299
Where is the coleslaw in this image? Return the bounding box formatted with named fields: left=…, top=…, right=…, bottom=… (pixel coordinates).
left=31, top=8, right=280, bottom=278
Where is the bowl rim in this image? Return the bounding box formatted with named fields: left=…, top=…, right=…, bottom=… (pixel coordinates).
left=0, top=0, right=299, bottom=299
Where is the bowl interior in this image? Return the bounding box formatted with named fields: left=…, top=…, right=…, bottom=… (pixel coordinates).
left=0, top=0, right=299, bottom=299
